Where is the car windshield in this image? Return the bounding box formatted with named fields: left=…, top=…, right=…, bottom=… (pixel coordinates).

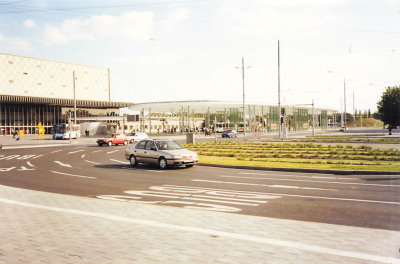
left=155, top=140, right=183, bottom=150
left=104, top=134, right=114, bottom=138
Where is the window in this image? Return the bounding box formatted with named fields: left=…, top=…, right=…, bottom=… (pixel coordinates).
left=8, top=61, right=13, bottom=64
left=136, top=140, right=146, bottom=149
left=145, top=141, right=156, bottom=150
left=9, top=80, right=14, bottom=83
left=23, top=72, right=28, bottom=75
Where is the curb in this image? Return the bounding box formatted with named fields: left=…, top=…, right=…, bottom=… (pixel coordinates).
left=197, top=163, right=400, bottom=175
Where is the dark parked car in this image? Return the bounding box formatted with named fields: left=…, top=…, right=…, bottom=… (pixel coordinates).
left=222, top=130, right=238, bottom=138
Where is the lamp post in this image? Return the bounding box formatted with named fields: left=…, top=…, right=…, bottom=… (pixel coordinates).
left=235, top=57, right=250, bottom=136
left=278, top=40, right=282, bottom=139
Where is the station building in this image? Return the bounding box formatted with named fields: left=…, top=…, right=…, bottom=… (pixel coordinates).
left=0, top=52, right=130, bottom=135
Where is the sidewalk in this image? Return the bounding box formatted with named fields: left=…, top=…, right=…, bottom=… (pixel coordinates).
left=0, top=184, right=399, bottom=264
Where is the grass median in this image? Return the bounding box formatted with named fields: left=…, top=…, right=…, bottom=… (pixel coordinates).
left=184, top=142, right=400, bottom=172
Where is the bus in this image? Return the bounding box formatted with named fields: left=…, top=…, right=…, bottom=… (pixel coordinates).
left=52, top=123, right=81, bottom=139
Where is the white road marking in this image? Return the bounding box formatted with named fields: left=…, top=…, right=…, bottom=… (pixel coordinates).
left=50, top=170, right=96, bottom=179
left=26, top=161, right=35, bottom=167
left=3, top=144, right=76, bottom=150
left=107, top=150, right=119, bottom=154
left=83, top=160, right=100, bottom=165
left=92, top=150, right=103, bottom=153
left=18, top=166, right=35, bottom=171
left=0, top=167, right=16, bottom=172
left=51, top=150, right=63, bottom=153
left=68, top=149, right=84, bottom=154
left=0, top=197, right=398, bottom=264
left=54, top=161, right=72, bottom=168
left=193, top=179, right=337, bottom=191
left=240, top=172, right=356, bottom=180
left=110, top=159, right=127, bottom=164
left=219, top=175, right=400, bottom=188
left=190, top=180, right=400, bottom=205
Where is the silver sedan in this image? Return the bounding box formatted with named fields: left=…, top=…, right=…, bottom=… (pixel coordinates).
left=125, top=139, right=198, bottom=169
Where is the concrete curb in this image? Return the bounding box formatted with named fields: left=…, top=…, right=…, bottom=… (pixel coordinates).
left=197, top=163, right=400, bottom=175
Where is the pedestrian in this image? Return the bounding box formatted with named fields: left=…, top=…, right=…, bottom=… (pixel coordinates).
left=15, top=133, right=20, bottom=141
left=388, top=125, right=393, bottom=135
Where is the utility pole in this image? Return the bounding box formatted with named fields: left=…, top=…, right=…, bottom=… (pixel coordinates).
left=73, top=70, right=77, bottom=125
left=312, top=99, right=315, bottom=137
left=343, top=78, right=346, bottom=128
left=278, top=40, right=282, bottom=139
left=353, top=91, right=355, bottom=127
left=236, top=58, right=250, bottom=136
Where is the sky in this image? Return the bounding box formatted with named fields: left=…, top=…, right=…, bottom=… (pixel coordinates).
left=0, top=0, right=399, bottom=113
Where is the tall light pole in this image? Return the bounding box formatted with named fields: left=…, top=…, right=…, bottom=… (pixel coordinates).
left=236, top=57, right=250, bottom=136
left=73, top=70, right=77, bottom=125
left=343, top=78, right=347, bottom=128
left=278, top=40, right=282, bottom=139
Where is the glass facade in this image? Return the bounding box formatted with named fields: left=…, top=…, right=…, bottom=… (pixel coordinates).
left=127, top=101, right=335, bottom=134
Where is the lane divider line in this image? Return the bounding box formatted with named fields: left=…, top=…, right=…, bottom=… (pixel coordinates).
left=50, top=170, right=96, bottom=179
left=68, top=149, right=84, bottom=154
left=219, top=175, right=400, bottom=188
left=0, top=197, right=397, bottom=264
left=54, top=161, right=72, bottom=168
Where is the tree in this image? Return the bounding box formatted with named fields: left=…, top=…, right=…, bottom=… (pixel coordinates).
left=377, top=86, right=400, bottom=127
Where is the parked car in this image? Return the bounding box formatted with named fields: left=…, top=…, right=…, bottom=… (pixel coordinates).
left=222, top=130, right=238, bottom=138
left=0, top=140, right=2, bottom=150
left=125, top=132, right=149, bottom=143
left=125, top=139, right=198, bottom=169
left=97, top=133, right=128, bottom=146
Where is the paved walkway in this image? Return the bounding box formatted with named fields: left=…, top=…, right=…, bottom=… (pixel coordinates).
left=0, top=184, right=399, bottom=264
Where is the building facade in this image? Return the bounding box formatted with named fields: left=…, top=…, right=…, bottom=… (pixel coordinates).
left=0, top=53, right=130, bottom=135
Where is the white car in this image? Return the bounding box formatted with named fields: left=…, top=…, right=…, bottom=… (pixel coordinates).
left=125, top=132, right=149, bottom=143
left=125, top=139, right=198, bottom=169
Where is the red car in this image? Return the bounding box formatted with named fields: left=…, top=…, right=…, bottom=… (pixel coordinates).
left=97, top=133, right=128, bottom=146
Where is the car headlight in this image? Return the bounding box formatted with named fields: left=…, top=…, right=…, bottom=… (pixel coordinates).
left=173, top=155, right=183, bottom=159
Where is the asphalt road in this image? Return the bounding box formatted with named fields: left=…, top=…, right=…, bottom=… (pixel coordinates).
left=1, top=143, right=400, bottom=231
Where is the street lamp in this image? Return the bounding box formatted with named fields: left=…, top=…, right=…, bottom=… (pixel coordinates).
left=235, top=57, right=251, bottom=136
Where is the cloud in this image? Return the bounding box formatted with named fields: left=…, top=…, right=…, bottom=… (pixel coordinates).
left=23, top=19, right=37, bottom=29
left=215, top=0, right=348, bottom=37
left=0, top=34, right=32, bottom=52
left=160, top=7, right=190, bottom=31
left=40, top=11, right=154, bottom=45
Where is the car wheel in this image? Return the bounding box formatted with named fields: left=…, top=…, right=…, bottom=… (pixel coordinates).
left=130, top=139, right=134, bottom=144
left=123, top=140, right=128, bottom=145
left=186, top=164, right=194, bottom=168
left=98, top=143, right=102, bottom=147
left=158, top=157, right=168, bottom=169
left=108, top=141, right=112, bottom=146
left=129, top=155, right=138, bottom=167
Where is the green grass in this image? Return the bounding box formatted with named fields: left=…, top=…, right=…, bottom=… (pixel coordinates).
left=184, top=142, right=400, bottom=172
